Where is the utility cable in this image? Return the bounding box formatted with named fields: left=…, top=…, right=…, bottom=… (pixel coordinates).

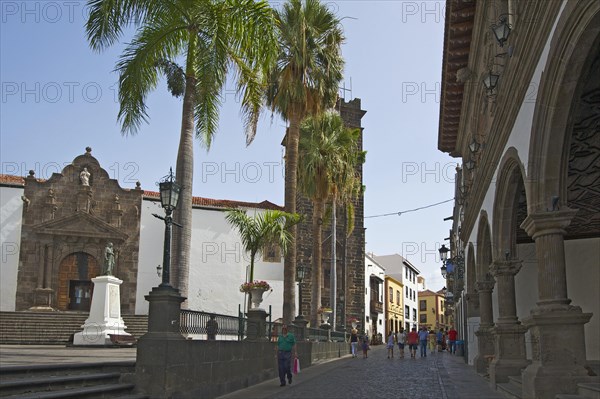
left=365, top=198, right=454, bottom=219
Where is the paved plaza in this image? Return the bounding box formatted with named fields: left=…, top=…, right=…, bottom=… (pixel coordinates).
left=220, top=344, right=505, bottom=399
left=0, top=344, right=505, bottom=398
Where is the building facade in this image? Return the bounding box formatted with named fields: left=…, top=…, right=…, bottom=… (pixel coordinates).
left=418, top=289, right=446, bottom=331
left=373, top=254, right=420, bottom=331
left=384, top=276, right=404, bottom=335
left=438, top=1, right=599, bottom=397
left=365, top=253, right=385, bottom=339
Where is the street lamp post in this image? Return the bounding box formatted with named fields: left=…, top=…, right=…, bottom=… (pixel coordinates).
left=152, top=168, right=181, bottom=287
left=296, top=263, right=306, bottom=318
left=144, top=168, right=185, bottom=340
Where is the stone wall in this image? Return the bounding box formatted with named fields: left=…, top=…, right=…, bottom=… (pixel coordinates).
left=135, top=337, right=347, bottom=398
left=16, top=147, right=143, bottom=313
left=296, top=98, right=366, bottom=329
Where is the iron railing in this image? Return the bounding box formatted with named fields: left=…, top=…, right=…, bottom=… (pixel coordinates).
left=180, top=308, right=350, bottom=342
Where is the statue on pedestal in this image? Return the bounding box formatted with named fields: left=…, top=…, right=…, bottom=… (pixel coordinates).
left=103, top=242, right=115, bottom=276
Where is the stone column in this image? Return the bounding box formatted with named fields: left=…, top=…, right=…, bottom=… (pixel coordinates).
left=488, top=259, right=529, bottom=385
left=520, top=209, right=592, bottom=399
left=474, top=280, right=495, bottom=374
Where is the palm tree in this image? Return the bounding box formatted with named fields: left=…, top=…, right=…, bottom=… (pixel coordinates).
left=86, top=0, right=278, bottom=299
left=297, top=110, right=364, bottom=327
left=267, top=0, right=345, bottom=323
left=225, top=208, right=300, bottom=312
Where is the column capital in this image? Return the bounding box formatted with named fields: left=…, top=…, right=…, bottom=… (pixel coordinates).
left=490, top=259, right=523, bottom=277
left=520, top=208, right=578, bottom=240
left=476, top=280, right=495, bottom=293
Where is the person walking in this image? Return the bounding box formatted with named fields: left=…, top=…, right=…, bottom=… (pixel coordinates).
left=350, top=327, right=359, bottom=358
left=428, top=328, right=436, bottom=355
left=437, top=328, right=444, bottom=352
left=397, top=327, right=407, bottom=359
left=206, top=314, right=218, bottom=340
left=418, top=326, right=429, bottom=357
left=386, top=331, right=395, bottom=359
left=407, top=327, right=419, bottom=359
left=361, top=334, right=370, bottom=358
left=274, top=325, right=297, bottom=387
left=448, top=326, right=458, bottom=354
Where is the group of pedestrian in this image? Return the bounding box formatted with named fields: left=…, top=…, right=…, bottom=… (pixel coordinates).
left=377, top=326, right=459, bottom=359
left=350, top=327, right=371, bottom=358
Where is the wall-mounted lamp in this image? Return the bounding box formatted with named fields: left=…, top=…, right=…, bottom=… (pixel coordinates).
left=156, top=264, right=162, bottom=277
left=469, top=138, right=481, bottom=154
left=483, top=70, right=500, bottom=93
left=464, top=158, right=476, bottom=171
left=492, top=15, right=512, bottom=47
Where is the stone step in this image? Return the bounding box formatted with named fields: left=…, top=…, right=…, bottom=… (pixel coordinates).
left=497, top=381, right=522, bottom=399
left=2, top=382, right=137, bottom=398
left=0, top=362, right=142, bottom=398
left=508, top=375, right=523, bottom=387
left=0, top=372, right=122, bottom=396
left=555, top=395, right=587, bottom=399
left=579, top=382, right=600, bottom=399
left=0, top=312, right=148, bottom=344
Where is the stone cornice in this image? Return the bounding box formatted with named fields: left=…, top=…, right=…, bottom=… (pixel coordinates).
left=520, top=208, right=579, bottom=239
left=490, top=259, right=523, bottom=277
left=460, top=1, right=564, bottom=242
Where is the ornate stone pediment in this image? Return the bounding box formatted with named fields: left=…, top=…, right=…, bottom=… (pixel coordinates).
left=32, top=211, right=128, bottom=243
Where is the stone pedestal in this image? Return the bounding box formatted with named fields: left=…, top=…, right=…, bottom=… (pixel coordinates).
left=245, top=309, right=268, bottom=342
left=29, top=288, right=55, bottom=311
left=489, top=324, right=530, bottom=385
left=293, top=315, right=308, bottom=341
left=474, top=326, right=496, bottom=374
left=521, top=309, right=593, bottom=399
left=73, top=275, right=129, bottom=345
left=143, top=285, right=186, bottom=340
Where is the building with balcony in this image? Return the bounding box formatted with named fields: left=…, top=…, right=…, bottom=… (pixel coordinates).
left=365, top=254, right=385, bottom=341
left=438, top=1, right=599, bottom=397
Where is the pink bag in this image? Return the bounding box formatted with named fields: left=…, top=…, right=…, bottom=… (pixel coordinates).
left=293, top=357, right=300, bottom=374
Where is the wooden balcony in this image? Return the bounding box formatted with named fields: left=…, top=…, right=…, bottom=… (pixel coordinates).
left=370, top=299, right=383, bottom=314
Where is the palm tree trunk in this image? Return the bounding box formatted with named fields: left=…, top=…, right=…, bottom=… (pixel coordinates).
left=283, top=110, right=301, bottom=323
left=172, top=39, right=197, bottom=303
left=330, top=197, right=336, bottom=331
left=310, top=199, right=324, bottom=327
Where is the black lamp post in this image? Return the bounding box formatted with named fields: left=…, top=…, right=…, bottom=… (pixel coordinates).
left=296, top=263, right=306, bottom=318
left=152, top=168, right=181, bottom=287
left=439, top=244, right=449, bottom=279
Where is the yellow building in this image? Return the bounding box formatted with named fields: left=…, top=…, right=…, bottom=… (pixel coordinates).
left=418, top=289, right=447, bottom=330
left=384, top=276, right=404, bottom=334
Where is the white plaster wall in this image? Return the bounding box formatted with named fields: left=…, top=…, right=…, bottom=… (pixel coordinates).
left=365, top=257, right=385, bottom=337
left=137, top=202, right=285, bottom=317
left=136, top=199, right=168, bottom=314
left=0, top=186, right=23, bottom=311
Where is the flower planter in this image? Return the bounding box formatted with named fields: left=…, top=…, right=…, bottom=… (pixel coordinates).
left=250, top=288, right=267, bottom=310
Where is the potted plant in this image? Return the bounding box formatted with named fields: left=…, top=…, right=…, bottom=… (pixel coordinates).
left=240, top=280, right=272, bottom=309
left=317, top=306, right=333, bottom=325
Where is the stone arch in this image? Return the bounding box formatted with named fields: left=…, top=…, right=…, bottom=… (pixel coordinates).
left=466, top=242, right=479, bottom=317
left=493, top=147, right=528, bottom=260
left=57, top=252, right=100, bottom=311
left=475, top=211, right=493, bottom=281
left=527, top=1, right=600, bottom=213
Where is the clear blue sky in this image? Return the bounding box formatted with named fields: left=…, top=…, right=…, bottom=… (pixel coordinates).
left=0, top=1, right=454, bottom=290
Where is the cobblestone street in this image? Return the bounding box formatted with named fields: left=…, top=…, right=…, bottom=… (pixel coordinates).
left=220, top=344, right=506, bottom=399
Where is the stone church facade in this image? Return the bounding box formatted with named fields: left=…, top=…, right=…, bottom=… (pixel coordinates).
left=16, top=147, right=143, bottom=314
